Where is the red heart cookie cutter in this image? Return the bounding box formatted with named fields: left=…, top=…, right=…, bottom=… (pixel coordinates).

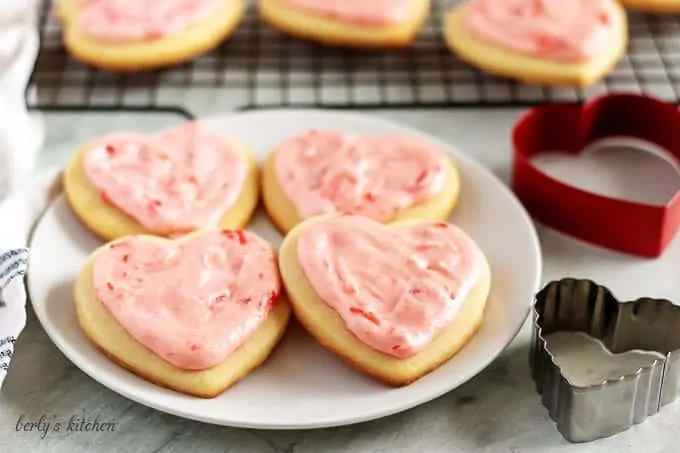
left=511, top=92, right=680, bottom=258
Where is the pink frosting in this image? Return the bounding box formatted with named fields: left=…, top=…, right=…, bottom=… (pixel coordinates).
left=463, top=0, right=616, bottom=62
left=297, top=216, right=483, bottom=358
left=82, top=122, right=248, bottom=235
left=279, top=0, right=412, bottom=25
left=92, top=230, right=280, bottom=370
left=74, top=0, right=225, bottom=42
left=274, top=130, right=447, bottom=222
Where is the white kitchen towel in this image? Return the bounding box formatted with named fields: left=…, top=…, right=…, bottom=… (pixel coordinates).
left=0, top=0, right=44, bottom=200
left=0, top=168, right=62, bottom=389
left=0, top=0, right=45, bottom=389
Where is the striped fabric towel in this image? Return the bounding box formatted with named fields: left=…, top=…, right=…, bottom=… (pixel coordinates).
left=0, top=168, right=61, bottom=389
left=0, top=249, right=29, bottom=377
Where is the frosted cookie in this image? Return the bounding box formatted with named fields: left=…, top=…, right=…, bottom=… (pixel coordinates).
left=262, top=129, right=460, bottom=234
left=63, top=122, right=259, bottom=241
left=279, top=215, right=491, bottom=385
left=74, top=230, right=291, bottom=398
left=56, top=0, right=245, bottom=71
left=257, top=0, right=430, bottom=48
left=619, top=0, right=680, bottom=13
left=442, top=0, right=628, bottom=87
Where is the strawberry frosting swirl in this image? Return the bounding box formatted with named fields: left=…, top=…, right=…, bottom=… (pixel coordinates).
left=279, top=0, right=412, bottom=25
left=463, top=0, right=617, bottom=62
left=82, top=123, right=249, bottom=235
left=93, top=231, right=280, bottom=370
left=274, top=130, right=447, bottom=222
left=297, top=216, right=482, bottom=358
left=75, top=0, right=225, bottom=42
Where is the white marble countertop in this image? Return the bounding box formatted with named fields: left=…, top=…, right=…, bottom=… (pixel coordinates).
left=1, top=108, right=679, bottom=453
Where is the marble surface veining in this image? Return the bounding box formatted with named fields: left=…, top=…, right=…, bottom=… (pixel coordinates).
left=1, top=109, right=679, bottom=453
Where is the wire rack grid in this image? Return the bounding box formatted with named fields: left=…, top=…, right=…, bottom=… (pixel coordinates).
left=27, top=0, right=680, bottom=118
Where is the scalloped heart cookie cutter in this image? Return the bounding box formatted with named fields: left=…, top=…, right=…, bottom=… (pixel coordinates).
left=531, top=278, right=680, bottom=442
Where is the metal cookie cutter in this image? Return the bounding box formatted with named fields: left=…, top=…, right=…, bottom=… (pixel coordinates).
left=531, top=278, right=680, bottom=442
left=512, top=92, right=680, bottom=258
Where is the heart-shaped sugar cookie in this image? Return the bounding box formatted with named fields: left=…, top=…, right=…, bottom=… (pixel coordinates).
left=279, top=214, right=491, bottom=385
left=71, top=0, right=225, bottom=43
left=443, top=0, right=627, bottom=87
left=57, top=0, right=246, bottom=71
left=64, top=122, right=259, bottom=241
left=262, top=129, right=461, bottom=233
left=270, top=0, right=413, bottom=25
left=257, top=0, right=430, bottom=49
left=619, top=0, right=680, bottom=13
left=74, top=230, right=291, bottom=398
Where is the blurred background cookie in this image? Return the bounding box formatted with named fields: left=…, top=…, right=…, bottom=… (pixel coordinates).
left=443, top=0, right=628, bottom=87
left=56, top=0, right=245, bottom=71
left=257, top=0, right=430, bottom=48
left=619, top=0, right=680, bottom=13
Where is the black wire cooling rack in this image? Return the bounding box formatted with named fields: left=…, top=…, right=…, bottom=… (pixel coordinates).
left=27, top=0, right=680, bottom=118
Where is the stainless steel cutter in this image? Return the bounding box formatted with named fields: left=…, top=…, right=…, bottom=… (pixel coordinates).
left=530, top=278, right=680, bottom=442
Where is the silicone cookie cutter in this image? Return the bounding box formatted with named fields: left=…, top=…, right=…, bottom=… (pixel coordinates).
left=511, top=92, right=680, bottom=258
left=531, top=278, right=680, bottom=443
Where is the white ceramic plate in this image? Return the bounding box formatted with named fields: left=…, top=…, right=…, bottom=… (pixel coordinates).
left=27, top=110, right=542, bottom=429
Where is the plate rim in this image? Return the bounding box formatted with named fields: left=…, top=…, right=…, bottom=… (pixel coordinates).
left=27, top=108, right=543, bottom=429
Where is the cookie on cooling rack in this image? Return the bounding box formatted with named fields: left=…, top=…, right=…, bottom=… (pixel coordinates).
left=63, top=121, right=259, bottom=241
left=442, top=0, right=628, bottom=87
left=56, top=0, right=245, bottom=71
left=261, top=129, right=461, bottom=234
left=75, top=230, right=291, bottom=398
left=618, top=0, right=680, bottom=13
left=278, top=214, right=491, bottom=386
left=257, top=0, right=430, bottom=48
